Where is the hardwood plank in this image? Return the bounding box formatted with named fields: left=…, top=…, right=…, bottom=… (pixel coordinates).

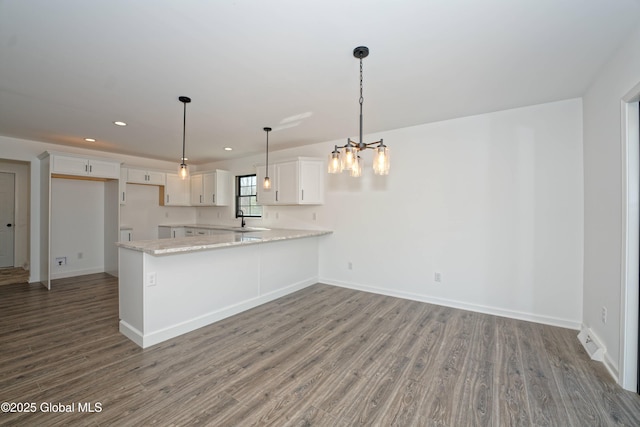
left=516, top=320, right=567, bottom=425
left=1, top=276, right=639, bottom=425
left=493, top=316, right=531, bottom=426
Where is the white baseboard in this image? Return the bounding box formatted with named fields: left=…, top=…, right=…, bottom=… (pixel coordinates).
left=119, top=320, right=144, bottom=347
left=320, top=278, right=581, bottom=330
left=50, top=267, right=104, bottom=280
left=133, top=277, right=317, bottom=349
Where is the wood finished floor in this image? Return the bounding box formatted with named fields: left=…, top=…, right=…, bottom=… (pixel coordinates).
left=1, top=273, right=639, bottom=426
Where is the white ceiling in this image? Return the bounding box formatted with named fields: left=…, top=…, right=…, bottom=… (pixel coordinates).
left=1, top=0, right=639, bottom=164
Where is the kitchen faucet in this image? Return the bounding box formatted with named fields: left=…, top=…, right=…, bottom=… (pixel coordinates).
left=238, top=209, right=246, bottom=228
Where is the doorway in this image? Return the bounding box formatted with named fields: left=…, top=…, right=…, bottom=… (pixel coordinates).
left=0, top=172, right=16, bottom=268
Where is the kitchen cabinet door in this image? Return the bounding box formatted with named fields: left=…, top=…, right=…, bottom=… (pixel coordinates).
left=190, top=174, right=204, bottom=205
left=51, top=154, right=120, bottom=179
left=192, top=170, right=230, bottom=206
left=120, top=229, right=133, bottom=242
left=298, top=159, right=324, bottom=204
left=275, top=161, right=298, bottom=204
left=165, top=173, right=190, bottom=206
left=119, top=168, right=127, bottom=205
left=128, top=169, right=165, bottom=185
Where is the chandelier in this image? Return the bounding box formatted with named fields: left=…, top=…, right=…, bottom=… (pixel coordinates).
left=328, top=46, right=389, bottom=177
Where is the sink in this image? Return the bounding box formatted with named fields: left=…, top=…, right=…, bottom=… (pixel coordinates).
left=234, top=235, right=262, bottom=242
left=228, top=227, right=270, bottom=233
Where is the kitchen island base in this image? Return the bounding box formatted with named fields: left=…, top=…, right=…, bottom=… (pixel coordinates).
left=118, top=234, right=322, bottom=348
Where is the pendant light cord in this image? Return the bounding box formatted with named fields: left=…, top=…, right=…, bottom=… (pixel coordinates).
left=182, top=101, right=187, bottom=163
left=359, top=55, right=364, bottom=147
left=266, top=129, right=269, bottom=169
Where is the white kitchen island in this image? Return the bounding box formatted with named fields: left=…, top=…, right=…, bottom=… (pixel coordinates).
left=116, top=228, right=331, bottom=348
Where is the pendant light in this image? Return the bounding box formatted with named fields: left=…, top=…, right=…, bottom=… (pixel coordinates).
left=328, top=46, right=389, bottom=176
left=178, top=96, right=191, bottom=180
left=263, top=127, right=272, bottom=191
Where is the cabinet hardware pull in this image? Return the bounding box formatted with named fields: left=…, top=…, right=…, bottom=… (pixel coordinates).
left=276, top=190, right=278, bottom=202
left=213, top=194, right=215, bottom=204
left=89, top=165, right=92, bottom=172
left=122, top=192, right=125, bottom=202
left=167, top=195, right=170, bottom=203
left=302, top=189, right=304, bottom=200
left=85, top=164, right=88, bottom=172
left=200, top=195, right=203, bottom=204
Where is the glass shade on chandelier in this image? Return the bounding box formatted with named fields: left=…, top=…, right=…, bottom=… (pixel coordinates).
left=327, top=46, right=390, bottom=177
left=328, top=147, right=341, bottom=174
left=373, top=143, right=390, bottom=175
left=327, top=138, right=389, bottom=176
left=350, top=155, right=362, bottom=177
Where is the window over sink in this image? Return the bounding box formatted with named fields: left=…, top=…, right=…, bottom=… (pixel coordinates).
left=235, top=174, right=262, bottom=218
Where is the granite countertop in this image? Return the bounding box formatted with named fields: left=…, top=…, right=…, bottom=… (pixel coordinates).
left=116, top=228, right=332, bottom=256
left=157, top=224, right=270, bottom=232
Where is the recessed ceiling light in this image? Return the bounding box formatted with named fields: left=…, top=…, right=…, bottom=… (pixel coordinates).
left=84, top=138, right=96, bottom=142
left=224, top=147, right=232, bottom=151
left=113, top=121, right=127, bottom=126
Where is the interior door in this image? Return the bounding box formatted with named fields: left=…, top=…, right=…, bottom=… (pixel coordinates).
left=0, top=172, right=15, bottom=267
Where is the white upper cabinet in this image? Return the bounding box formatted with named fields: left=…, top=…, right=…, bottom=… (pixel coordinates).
left=119, top=168, right=127, bottom=205
left=190, top=170, right=230, bottom=206
left=127, top=168, right=165, bottom=185
left=165, top=173, right=191, bottom=206
left=298, top=158, right=324, bottom=205
left=275, top=161, right=299, bottom=204
left=50, top=153, right=120, bottom=179
left=190, top=174, right=204, bottom=205
left=256, top=157, right=324, bottom=205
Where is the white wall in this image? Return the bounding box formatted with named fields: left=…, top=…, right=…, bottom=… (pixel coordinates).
left=50, top=178, right=105, bottom=279
left=204, top=98, right=585, bottom=329
left=0, top=99, right=585, bottom=331
left=0, top=159, right=30, bottom=269
left=582, top=24, right=640, bottom=380
left=0, top=135, right=189, bottom=282
left=121, top=184, right=196, bottom=240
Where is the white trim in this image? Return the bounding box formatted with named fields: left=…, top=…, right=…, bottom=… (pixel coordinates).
left=49, top=267, right=105, bottom=280
left=123, top=277, right=316, bottom=349
left=620, top=83, right=640, bottom=391
left=321, top=278, right=581, bottom=330
left=119, top=320, right=144, bottom=347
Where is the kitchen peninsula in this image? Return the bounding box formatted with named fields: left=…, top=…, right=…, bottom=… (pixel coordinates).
left=117, top=228, right=331, bottom=348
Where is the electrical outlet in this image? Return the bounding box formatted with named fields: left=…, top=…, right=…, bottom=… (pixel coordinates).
left=147, top=273, right=157, bottom=287
left=55, top=257, right=66, bottom=266
left=434, top=272, right=442, bottom=283
left=601, top=306, right=607, bottom=324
